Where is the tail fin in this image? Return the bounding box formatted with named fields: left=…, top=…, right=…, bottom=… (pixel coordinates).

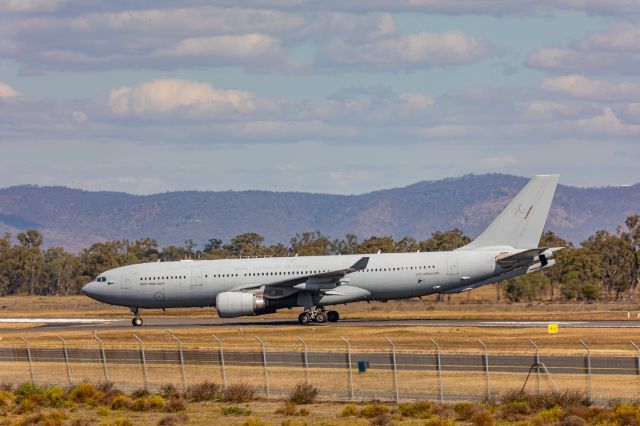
left=458, top=175, right=559, bottom=250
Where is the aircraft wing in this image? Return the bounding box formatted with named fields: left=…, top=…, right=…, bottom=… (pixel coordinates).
left=228, top=256, right=369, bottom=292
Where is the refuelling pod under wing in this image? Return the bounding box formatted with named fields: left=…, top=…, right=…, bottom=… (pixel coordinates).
left=216, top=291, right=266, bottom=318
left=314, top=286, right=371, bottom=305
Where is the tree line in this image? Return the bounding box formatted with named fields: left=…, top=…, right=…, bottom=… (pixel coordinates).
left=0, top=214, right=638, bottom=302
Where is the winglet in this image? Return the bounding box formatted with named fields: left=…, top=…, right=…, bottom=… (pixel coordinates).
left=350, top=257, right=369, bottom=271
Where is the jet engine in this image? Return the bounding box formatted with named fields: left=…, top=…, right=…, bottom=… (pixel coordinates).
left=215, top=291, right=266, bottom=318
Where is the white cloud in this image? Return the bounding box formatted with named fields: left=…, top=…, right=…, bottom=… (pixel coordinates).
left=318, top=31, right=492, bottom=70
left=478, top=155, right=518, bottom=168
left=540, top=75, right=640, bottom=101
left=0, top=81, right=20, bottom=98
left=577, top=22, right=640, bottom=52
left=108, top=79, right=264, bottom=116
left=528, top=22, right=640, bottom=75
left=0, top=0, right=65, bottom=12
left=151, top=34, right=284, bottom=65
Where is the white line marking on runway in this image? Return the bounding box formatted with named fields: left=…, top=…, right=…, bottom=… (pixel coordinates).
left=480, top=321, right=587, bottom=326
left=0, top=318, right=120, bottom=323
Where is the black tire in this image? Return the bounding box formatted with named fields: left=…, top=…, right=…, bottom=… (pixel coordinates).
left=327, top=311, right=339, bottom=322
left=132, top=317, right=143, bottom=327
left=298, top=312, right=311, bottom=324
left=315, top=312, right=327, bottom=323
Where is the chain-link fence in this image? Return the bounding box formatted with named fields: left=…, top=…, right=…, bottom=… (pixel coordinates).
left=1, top=332, right=640, bottom=403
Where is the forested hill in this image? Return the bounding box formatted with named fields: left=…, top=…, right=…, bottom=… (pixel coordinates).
left=0, top=174, right=638, bottom=252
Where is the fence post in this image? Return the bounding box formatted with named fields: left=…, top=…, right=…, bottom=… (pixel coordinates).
left=340, top=336, right=355, bottom=401
left=580, top=340, right=592, bottom=403
left=19, top=336, right=35, bottom=384
left=529, top=339, right=541, bottom=396
left=133, top=334, right=149, bottom=392
left=478, top=339, right=490, bottom=401
left=385, top=337, right=400, bottom=403
left=631, top=341, right=640, bottom=393
left=213, top=335, right=227, bottom=390
left=57, top=336, right=72, bottom=386
left=254, top=336, right=270, bottom=397
left=297, top=336, right=310, bottom=385
left=166, top=330, right=187, bottom=392
left=91, top=331, right=109, bottom=383
left=429, top=338, right=444, bottom=403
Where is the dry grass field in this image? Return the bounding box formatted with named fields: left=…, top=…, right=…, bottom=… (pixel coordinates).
left=1, top=285, right=639, bottom=321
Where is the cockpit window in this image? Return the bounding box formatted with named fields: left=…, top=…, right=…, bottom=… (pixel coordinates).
left=96, top=277, right=106, bottom=282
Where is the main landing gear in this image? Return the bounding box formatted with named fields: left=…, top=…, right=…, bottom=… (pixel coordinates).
left=298, top=307, right=339, bottom=324
left=130, top=307, right=143, bottom=327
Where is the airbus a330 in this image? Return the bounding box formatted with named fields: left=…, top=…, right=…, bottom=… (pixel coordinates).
left=82, top=175, right=561, bottom=326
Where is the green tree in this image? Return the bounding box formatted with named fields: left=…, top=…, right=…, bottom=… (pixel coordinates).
left=224, top=232, right=265, bottom=257
left=419, top=228, right=470, bottom=252
left=290, top=231, right=333, bottom=256
left=582, top=230, right=634, bottom=300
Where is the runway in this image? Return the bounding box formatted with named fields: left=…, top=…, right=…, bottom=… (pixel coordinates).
left=2, top=316, right=640, bottom=333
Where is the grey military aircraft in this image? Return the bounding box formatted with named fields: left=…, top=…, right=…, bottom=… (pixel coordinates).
left=82, top=175, right=561, bottom=326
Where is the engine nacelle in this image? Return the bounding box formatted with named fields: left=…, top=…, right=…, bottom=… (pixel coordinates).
left=216, top=291, right=266, bottom=318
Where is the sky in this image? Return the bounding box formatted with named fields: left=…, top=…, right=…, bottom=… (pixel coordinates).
left=1, top=0, right=640, bottom=195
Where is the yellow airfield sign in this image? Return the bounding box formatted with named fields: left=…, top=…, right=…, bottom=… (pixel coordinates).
left=547, top=323, right=558, bottom=333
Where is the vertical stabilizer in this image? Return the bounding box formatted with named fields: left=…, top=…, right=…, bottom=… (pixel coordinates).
left=458, top=175, right=559, bottom=250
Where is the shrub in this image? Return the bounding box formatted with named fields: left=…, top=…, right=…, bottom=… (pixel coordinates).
left=454, top=402, right=479, bottom=421
left=399, top=401, right=432, bottom=419
left=95, top=382, right=114, bottom=393
left=67, top=382, right=101, bottom=404
left=131, top=394, right=165, bottom=412
left=470, top=409, right=496, bottom=426
left=187, top=381, right=220, bottom=402
left=159, top=384, right=180, bottom=399
left=501, top=390, right=590, bottom=410
left=222, top=384, right=256, bottom=403
left=222, top=405, right=252, bottom=416
left=424, top=417, right=456, bottom=426
left=497, top=401, right=532, bottom=421
left=558, top=415, right=586, bottom=426
left=240, top=418, right=269, bottom=426
left=612, top=401, right=640, bottom=426
left=0, top=383, right=13, bottom=392
left=19, top=408, right=67, bottom=426
left=14, top=382, right=44, bottom=404
left=44, top=386, right=66, bottom=407
left=110, top=394, right=132, bottom=410
left=165, top=395, right=186, bottom=413
left=275, top=402, right=297, bottom=416
left=157, top=413, right=189, bottom=426
left=359, top=403, right=389, bottom=418
left=130, top=389, right=149, bottom=399
left=341, top=403, right=357, bottom=417
left=0, top=390, right=14, bottom=408
left=287, top=383, right=319, bottom=405
left=113, top=418, right=134, bottom=426
left=96, top=406, right=110, bottom=416
left=147, top=394, right=166, bottom=409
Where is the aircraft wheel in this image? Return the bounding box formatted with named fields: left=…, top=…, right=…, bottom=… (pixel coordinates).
left=315, top=312, right=327, bottom=323
left=327, top=311, right=339, bottom=322
left=298, top=312, right=311, bottom=324
left=132, top=317, right=143, bottom=327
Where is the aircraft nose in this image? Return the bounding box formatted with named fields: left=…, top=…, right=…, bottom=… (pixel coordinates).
left=81, top=281, right=98, bottom=298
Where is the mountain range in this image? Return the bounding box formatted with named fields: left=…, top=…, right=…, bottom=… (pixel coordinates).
left=0, top=174, right=638, bottom=252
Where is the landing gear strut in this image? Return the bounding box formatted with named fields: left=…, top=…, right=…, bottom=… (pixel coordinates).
left=298, top=307, right=339, bottom=324
left=130, top=307, right=143, bottom=327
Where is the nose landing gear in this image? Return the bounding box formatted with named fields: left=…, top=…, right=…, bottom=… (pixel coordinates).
left=130, top=307, right=143, bottom=327
left=298, top=307, right=339, bottom=324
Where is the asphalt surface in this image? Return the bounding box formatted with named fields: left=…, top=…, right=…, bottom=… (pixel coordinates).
left=2, top=316, right=640, bottom=333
